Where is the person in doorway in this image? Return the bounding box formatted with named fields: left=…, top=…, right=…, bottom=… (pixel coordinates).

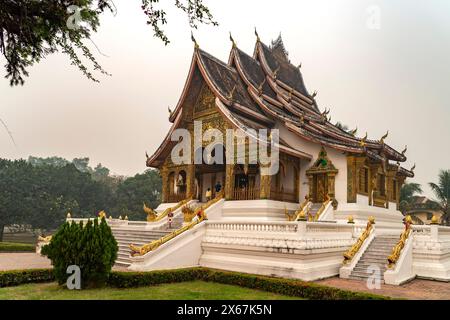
left=205, top=187, right=212, bottom=201
left=215, top=181, right=222, bottom=194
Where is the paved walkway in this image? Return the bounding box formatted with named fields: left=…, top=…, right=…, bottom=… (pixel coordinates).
left=0, top=253, right=129, bottom=272
left=0, top=253, right=52, bottom=271
left=1, top=253, right=449, bottom=299
left=315, top=277, right=450, bottom=300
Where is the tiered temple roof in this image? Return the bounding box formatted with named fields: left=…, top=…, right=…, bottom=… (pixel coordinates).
left=148, top=33, right=414, bottom=178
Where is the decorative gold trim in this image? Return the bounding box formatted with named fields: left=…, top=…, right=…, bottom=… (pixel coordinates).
left=343, top=217, right=375, bottom=264
left=387, top=216, right=412, bottom=268
left=130, top=193, right=223, bottom=256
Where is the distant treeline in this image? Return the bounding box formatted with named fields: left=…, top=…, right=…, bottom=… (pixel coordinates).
left=0, top=157, right=161, bottom=241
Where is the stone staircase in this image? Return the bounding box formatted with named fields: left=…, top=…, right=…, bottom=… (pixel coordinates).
left=308, top=203, right=323, bottom=219
left=349, top=235, right=398, bottom=282
left=111, top=215, right=184, bottom=267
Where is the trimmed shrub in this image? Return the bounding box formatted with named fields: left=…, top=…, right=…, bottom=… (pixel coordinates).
left=0, top=242, right=35, bottom=252
left=108, top=268, right=389, bottom=300
left=0, top=269, right=54, bottom=287
left=41, top=218, right=117, bottom=288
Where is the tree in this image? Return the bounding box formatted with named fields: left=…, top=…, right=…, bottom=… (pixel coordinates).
left=114, top=169, right=161, bottom=220
left=1, top=0, right=217, bottom=86
left=429, top=170, right=450, bottom=225
left=41, top=218, right=118, bottom=288
left=399, top=182, right=423, bottom=214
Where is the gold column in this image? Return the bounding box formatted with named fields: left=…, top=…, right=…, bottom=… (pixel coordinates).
left=161, top=167, right=169, bottom=203
left=186, top=164, right=196, bottom=199
left=225, top=164, right=234, bottom=200
left=386, top=169, right=396, bottom=209
left=259, top=163, right=272, bottom=199
left=354, top=157, right=366, bottom=195
left=347, top=156, right=357, bottom=203
left=369, top=163, right=379, bottom=206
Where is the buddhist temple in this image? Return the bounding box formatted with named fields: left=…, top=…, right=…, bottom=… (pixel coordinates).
left=146, top=32, right=415, bottom=218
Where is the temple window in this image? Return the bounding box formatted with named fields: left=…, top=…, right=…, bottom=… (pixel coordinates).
left=358, top=167, right=369, bottom=194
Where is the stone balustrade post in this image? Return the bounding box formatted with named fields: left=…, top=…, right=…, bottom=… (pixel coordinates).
left=296, top=220, right=307, bottom=237
left=431, top=225, right=439, bottom=241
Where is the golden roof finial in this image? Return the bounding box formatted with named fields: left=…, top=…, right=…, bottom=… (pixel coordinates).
left=229, top=32, right=236, bottom=48
left=254, top=27, right=260, bottom=42
left=350, top=127, right=358, bottom=136
left=191, top=31, right=199, bottom=49
left=359, top=132, right=368, bottom=147
left=380, top=130, right=389, bottom=144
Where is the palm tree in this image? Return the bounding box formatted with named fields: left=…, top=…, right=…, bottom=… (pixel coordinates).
left=429, top=170, right=450, bottom=225
left=399, top=182, right=423, bottom=213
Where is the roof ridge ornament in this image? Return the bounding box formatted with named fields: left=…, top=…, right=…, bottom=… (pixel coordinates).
left=410, top=163, right=416, bottom=172
left=359, top=132, right=368, bottom=147
left=227, top=85, right=237, bottom=100
left=168, top=106, right=173, bottom=118
left=258, top=77, right=266, bottom=95
left=297, top=63, right=302, bottom=69
left=229, top=32, right=236, bottom=48
left=350, top=127, right=358, bottom=136
left=273, top=65, right=281, bottom=79
left=312, top=90, right=317, bottom=98
left=191, top=31, right=199, bottom=49
left=401, top=145, right=407, bottom=156
left=145, top=151, right=149, bottom=159
left=254, top=27, right=260, bottom=42
left=380, top=130, right=389, bottom=144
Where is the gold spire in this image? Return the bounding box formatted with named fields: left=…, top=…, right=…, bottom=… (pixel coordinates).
left=191, top=31, right=199, bottom=49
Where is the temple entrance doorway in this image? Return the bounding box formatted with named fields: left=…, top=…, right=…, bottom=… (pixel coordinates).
left=312, top=173, right=328, bottom=203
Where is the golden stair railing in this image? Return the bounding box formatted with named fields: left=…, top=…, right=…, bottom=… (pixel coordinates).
left=343, top=217, right=375, bottom=264
left=387, top=215, right=412, bottom=268
left=143, top=197, right=192, bottom=222
left=287, top=197, right=311, bottom=221
left=311, top=198, right=332, bottom=222
left=130, top=193, right=223, bottom=257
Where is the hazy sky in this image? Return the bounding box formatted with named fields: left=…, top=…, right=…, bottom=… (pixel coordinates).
left=1, top=0, right=449, bottom=197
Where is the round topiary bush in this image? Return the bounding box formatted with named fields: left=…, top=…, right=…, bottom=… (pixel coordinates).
left=41, top=217, right=118, bottom=288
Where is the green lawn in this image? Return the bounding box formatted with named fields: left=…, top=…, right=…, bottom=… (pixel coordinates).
left=0, top=280, right=301, bottom=300
left=0, top=242, right=35, bottom=252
